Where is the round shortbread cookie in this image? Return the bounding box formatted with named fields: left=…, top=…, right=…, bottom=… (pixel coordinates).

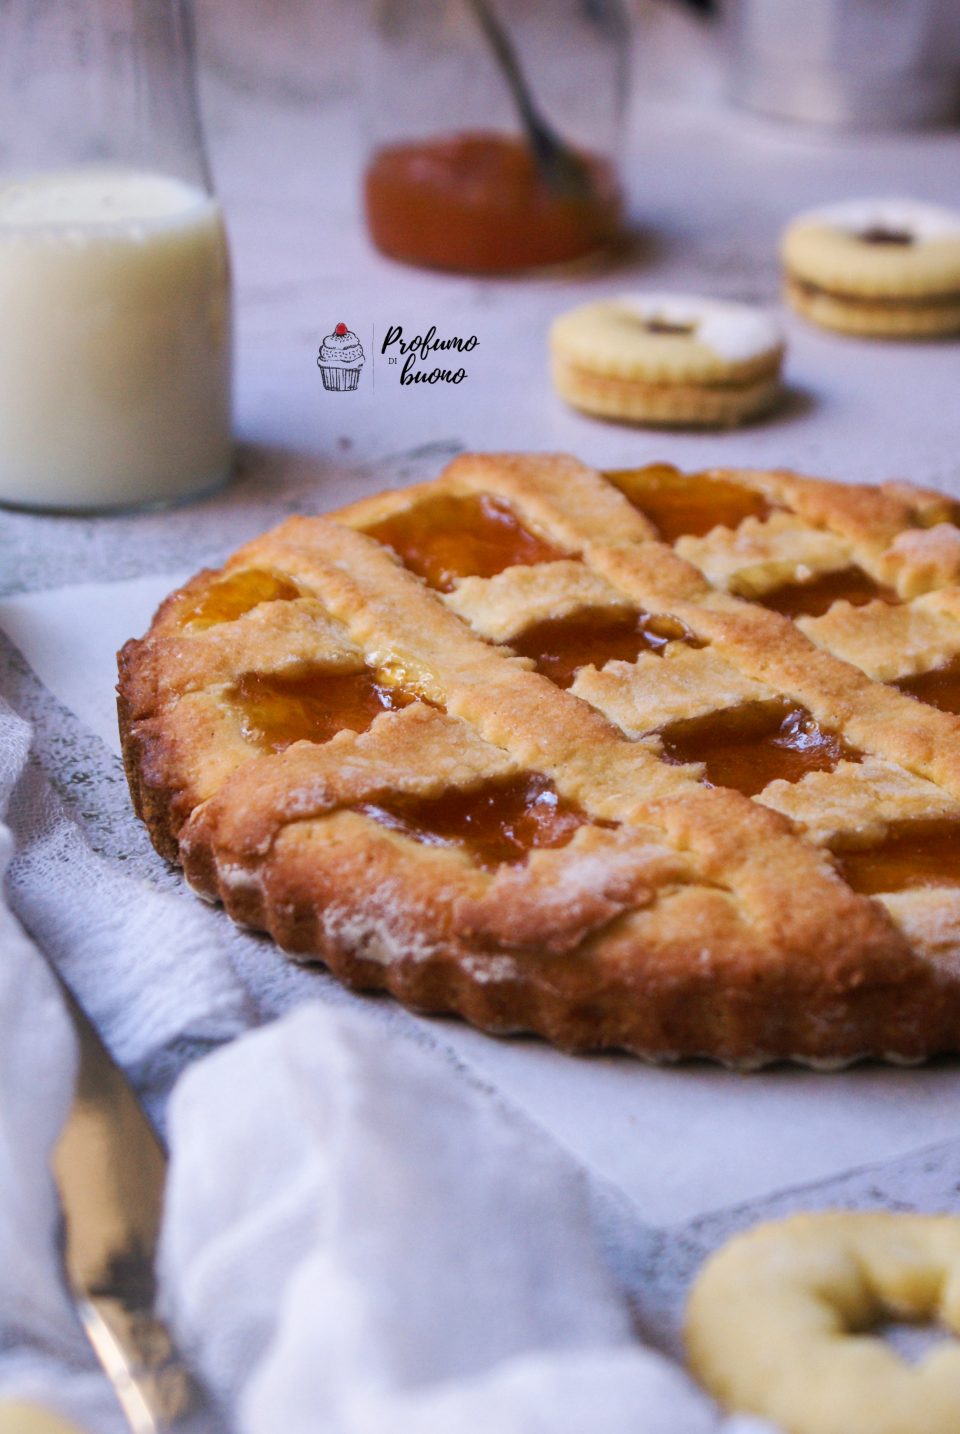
left=783, top=199, right=960, bottom=337
left=686, top=1210, right=960, bottom=1434
left=549, top=294, right=785, bottom=428
left=0, top=1405, right=88, bottom=1434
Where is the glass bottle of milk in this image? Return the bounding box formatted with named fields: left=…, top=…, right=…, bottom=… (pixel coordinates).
left=0, top=1, right=232, bottom=512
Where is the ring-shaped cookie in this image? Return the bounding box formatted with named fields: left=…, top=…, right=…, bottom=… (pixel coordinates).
left=782, top=199, right=960, bottom=337
left=549, top=293, right=784, bottom=427
left=686, top=1211, right=960, bottom=1434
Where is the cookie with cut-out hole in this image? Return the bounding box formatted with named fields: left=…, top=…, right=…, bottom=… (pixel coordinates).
left=687, top=1211, right=960, bottom=1434
left=783, top=199, right=960, bottom=337
left=549, top=293, right=785, bottom=427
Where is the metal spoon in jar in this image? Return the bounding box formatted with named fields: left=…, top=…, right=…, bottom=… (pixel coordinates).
left=464, top=0, right=595, bottom=201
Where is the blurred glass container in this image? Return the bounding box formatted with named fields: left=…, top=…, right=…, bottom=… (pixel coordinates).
left=364, top=0, right=631, bottom=274
left=0, top=0, right=232, bottom=513
left=725, top=0, right=960, bottom=128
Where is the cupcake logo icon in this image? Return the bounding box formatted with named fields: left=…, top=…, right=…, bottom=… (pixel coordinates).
left=317, top=321, right=365, bottom=391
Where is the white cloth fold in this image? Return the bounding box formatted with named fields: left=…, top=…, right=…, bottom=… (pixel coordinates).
left=0, top=705, right=124, bottom=1432
left=161, top=1004, right=772, bottom=1434
left=1, top=699, right=256, bottom=1124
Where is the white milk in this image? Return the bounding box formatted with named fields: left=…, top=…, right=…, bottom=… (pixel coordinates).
left=0, top=167, right=232, bottom=511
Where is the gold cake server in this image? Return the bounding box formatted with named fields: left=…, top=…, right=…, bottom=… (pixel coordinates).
left=51, top=984, right=220, bottom=1434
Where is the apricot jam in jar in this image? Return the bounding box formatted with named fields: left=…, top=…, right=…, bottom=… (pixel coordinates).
left=364, top=131, right=622, bottom=274
left=364, top=0, right=629, bottom=275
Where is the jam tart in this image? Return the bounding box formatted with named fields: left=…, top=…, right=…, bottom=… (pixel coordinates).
left=118, top=454, right=960, bottom=1067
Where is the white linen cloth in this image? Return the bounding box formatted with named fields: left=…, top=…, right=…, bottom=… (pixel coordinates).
left=0, top=699, right=771, bottom=1434
left=0, top=707, right=126, bottom=1434
left=162, top=1003, right=773, bottom=1434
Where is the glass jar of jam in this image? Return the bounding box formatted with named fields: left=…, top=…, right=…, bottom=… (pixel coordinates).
left=364, top=0, right=630, bottom=275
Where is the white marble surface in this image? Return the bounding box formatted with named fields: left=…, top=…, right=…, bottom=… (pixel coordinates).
left=4, top=0, right=960, bottom=593
left=197, top=0, right=960, bottom=492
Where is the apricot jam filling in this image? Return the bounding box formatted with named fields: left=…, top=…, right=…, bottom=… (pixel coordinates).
left=363, top=134, right=622, bottom=275
left=184, top=569, right=301, bottom=628
left=357, top=774, right=586, bottom=871
left=510, top=605, right=699, bottom=689
left=659, top=699, right=858, bottom=798
left=365, top=492, right=566, bottom=592
left=233, top=669, right=413, bottom=752
left=756, top=567, right=896, bottom=620
left=835, top=821, right=960, bottom=896
left=606, top=465, right=776, bottom=542
left=893, top=658, right=960, bottom=716
left=860, top=227, right=913, bottom=245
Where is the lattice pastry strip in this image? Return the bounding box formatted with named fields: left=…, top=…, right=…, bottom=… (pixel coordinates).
left=607, top=463, right=960, bottom=603
left=443, top=560, right=632, bottom=643
left=748, top=467, right=960, bottom=598
left=570, top=651, right=918, bottom=817
left=589, top=541, right=960, bottom=800
left=675, top=512, right=858, bottom=600
left=120, top=574, right=407, bottom=840
left=745, top=467, right=952, bottom=546
left=118, top=452, right=960, bottom=1066
left=801, top=590, right=960, bottom=681
left=345, top=450, right=656, bottom=556
left=442, top=560, right=705, bottom=696
left=238, top=517, right=703, bottom=816
left=571, top=646, right=776, bottom=737
left=881, top=524, right=960, bottom=598
left=760, top=759, right=960, bottom=848
left=879, top=889, right=960, bottom=984
left=138, top=598, right=366, bottom=698
left=604, top=464, right=782, bottom=542
left=180, top=702, right=698, bottom=962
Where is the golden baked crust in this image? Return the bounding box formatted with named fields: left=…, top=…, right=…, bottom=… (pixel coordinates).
left=785, top=276, right=960, bottom=338
left=550, top=356, right=782, bottom=427
left=118, top=453, right=960, bottom=1066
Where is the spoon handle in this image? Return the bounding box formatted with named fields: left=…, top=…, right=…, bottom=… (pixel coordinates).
left=464, top=0, right=561, bottom=154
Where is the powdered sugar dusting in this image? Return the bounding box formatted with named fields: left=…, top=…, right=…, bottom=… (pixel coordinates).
left=461, top=954, right=522, bottom=984
left=799, top=197, right=960, bottom=243
left=320, top=899, right=439, bottom=968
left=618, top=291, right=783, bottom=363
left=218, top=861, right=261, bottom=891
